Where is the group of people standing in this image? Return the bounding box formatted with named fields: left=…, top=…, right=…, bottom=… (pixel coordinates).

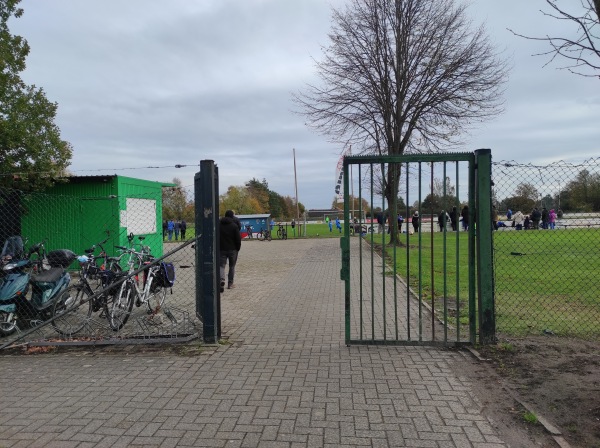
left=377, top=205, right=470, bottom=234
left=163, top=219, right=187, bottom=241
left=511, top=207, right=558, bottom=230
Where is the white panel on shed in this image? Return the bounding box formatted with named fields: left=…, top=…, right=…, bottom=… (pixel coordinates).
left=123, top=198, right=157, bottom=234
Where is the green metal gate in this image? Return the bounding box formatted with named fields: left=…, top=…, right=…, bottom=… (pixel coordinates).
left=341, top=150, right=495, bottom=346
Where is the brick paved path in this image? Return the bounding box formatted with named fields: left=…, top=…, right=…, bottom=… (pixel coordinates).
left=0, top=238, right=506, bottom=447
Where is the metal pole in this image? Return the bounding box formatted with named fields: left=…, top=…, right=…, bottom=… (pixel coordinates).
left=293, top=148, right=300, bottom=223
left=475, top=149, right=495, bottom=345
left=195, top=160, right=220, bottom=344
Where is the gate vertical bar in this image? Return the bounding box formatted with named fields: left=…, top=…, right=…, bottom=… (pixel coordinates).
left=455, top=161, right=461, bottom=341
left=468, top=157, right=477, bottom=343
left=475, top=148, right=495, bottom=344
left=195, top=159, right=220, bottom=344
left=405, top=162, right=411, bottom=341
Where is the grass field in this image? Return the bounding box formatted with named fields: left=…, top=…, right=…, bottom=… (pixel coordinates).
left=369, top=228, right=600, bottom=339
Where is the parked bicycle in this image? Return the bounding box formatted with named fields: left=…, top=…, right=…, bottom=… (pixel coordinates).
left=276, top=223, right=287, bottom=240
left=110, top=236, right=174, bottom=330
left=257, top=228, right=272, bottom=241
left=51, top=232, right=124, bottom=335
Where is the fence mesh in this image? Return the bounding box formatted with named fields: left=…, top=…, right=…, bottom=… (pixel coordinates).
left=492, top=158, right=600, bottom=339
left=0, top=183, right=199, bottom=348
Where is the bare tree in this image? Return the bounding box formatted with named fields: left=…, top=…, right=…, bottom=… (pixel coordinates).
left=295, top=0, right=508, bottom=243
left=509, top=0, right=600, bottom=78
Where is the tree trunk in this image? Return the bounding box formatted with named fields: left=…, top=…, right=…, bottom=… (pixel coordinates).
left=385, top=163, right=404, bottom=247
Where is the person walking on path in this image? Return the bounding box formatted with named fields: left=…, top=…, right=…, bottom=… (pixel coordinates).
left=219, top=210, right=241, bottom=292
left=335, top=217, right=342, bottom=233
left=167, top=219, right=174, bottom=241
left=450, top=206, right=458, bottom=231
left=162, top=220, right=167, bottom=240
left=180, top=219, right=187, bottom=240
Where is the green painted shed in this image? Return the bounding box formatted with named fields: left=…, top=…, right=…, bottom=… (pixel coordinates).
left=20, top=175, right=173, bottom=260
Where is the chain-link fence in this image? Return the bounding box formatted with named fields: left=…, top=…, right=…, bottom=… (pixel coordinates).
left=0, top=181, right=200, bottom=348
left=492, top=159, right=600, bottom=339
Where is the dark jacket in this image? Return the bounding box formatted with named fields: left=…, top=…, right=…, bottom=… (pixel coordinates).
left=220, top=216, right=241, bottom=252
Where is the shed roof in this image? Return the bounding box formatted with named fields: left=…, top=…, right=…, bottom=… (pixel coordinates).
left=59, top=175, right=176, bottom=188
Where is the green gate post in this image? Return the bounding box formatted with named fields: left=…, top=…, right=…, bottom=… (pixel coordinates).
left=195, top=160, right=221, bottom=344
left=475, top=149, right=495, bottom=344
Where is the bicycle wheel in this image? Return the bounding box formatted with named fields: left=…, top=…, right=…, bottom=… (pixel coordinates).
left=52, top=284, right=92, bottom=336
left=0, top=311, right=17, bottom=336
left=146, top=275, right=167, bottom=315
left=257, top=231, right=264, bottom=241
left=109, top=279, right=135, bottom=331
left=277, top=228, right=283, bottom=239
left=283, top=230, right=288, bottom=240
left=266, top=231, right=272, bottom=241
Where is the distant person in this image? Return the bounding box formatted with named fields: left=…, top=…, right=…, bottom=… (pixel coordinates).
left=335, top=217, right=342, bottom=233
left=548, top=209, right=557, bottom=230
left=328, top=218, right=333, bottom=232
left=174, top=220, right=181, bottom=240
left=411, top=211, right=420, bottom=233
left=524, top=215, right=531, bottom=230
left=461, top=205, right=469, bottom=231
left=219, top=210, right=241, bottom=291
left=270, top=219, right=276, bottom=231
left=450, top=206, right=458, bottom=231
left=180, top=219, right=187, bottom=240
left=167, top=219, right=174, bottom=241
left=513, top=210, right=524, bottom=230
left=376, top=212, right=384, bottom=233
left=492, top=205, right=499, bottom=231
left=541, top=207, right=549, bottom=229
left=506, top=208, right=512, bottom=220
left=397, top=214, right=404, bottom=233
left=438, top=210, right=448, bottom=232
left=531, top=207, right=541, bottom=229
left=162, top=220, right=167, bottom=239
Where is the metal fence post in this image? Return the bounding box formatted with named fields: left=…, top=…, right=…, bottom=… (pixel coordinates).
left=195, top=160, right=220, bottom=344
left=475, top=149, right=495, bottom=344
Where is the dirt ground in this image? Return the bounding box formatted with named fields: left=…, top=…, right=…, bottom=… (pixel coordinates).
left=453, top=335, right=600, bottom=448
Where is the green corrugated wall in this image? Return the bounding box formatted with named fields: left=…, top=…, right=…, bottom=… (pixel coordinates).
left=20, top=176, right=167, bottom=265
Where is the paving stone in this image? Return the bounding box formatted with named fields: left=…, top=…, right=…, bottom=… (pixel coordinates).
left=0, top=239, right=508, bottom=447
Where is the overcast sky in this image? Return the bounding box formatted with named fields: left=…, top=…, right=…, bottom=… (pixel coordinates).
left=10, top=0, right=599, bottom=209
